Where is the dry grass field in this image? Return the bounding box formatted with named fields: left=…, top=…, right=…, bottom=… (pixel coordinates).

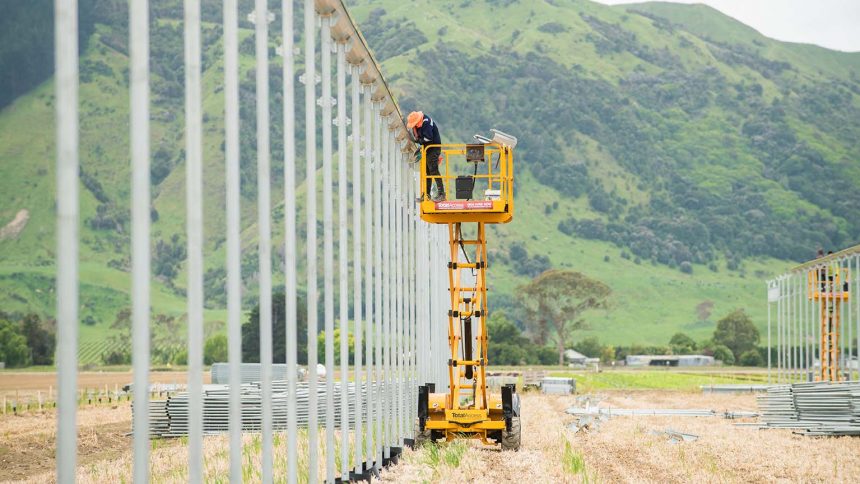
left=3, top=374, right=860, bottom=482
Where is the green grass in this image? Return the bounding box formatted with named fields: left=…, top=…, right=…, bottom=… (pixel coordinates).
left=423, top=439, right=468, bottom=470
left=563, top=440, right=597, bottom=482
left=548, top=369, right=768, bottom=391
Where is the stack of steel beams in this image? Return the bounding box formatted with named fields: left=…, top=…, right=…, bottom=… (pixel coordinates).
left=209, top=362, right=306, bottom=384
left=701, top=384, right=770, bottom=394
left=138, top=381, right=386, bottom=438
left=541, top=377, right=576, bottom=395
left=757, top=381, right=860, bottom=435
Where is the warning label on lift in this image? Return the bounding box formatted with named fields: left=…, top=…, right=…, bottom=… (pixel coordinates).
left=434, top=200, right=494, bottom=210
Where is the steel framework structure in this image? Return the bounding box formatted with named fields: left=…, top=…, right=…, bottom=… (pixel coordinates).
left=52, top=0, right=453, bottom=481
left=767, top=246, right=859, bottom=384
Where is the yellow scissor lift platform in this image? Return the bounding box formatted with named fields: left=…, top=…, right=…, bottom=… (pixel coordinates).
left=415, top=130, right=521, bottom=451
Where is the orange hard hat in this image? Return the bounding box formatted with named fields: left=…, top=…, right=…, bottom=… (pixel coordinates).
left=406, top=111, right=424, bottom=129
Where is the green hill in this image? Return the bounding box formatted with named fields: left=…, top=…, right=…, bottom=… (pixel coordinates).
left=1, top=0, right=858, bottom=359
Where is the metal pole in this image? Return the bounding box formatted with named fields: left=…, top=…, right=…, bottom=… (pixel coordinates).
left=320, top=13, right=336, bottom=483
left=839, top=258, right=854, bottom=380
left=55, top=0, right=79, bottom=480
left=254, top=1, right=274, bottom=480
left=304, top=0, right=319, bottom=479
left=855, top=255, right=859, bottom=380
left=381, top=119, right=391, bottom=458
left=281, top=0, right=298, bottom=481
left=840, top=259, right=846, bottom=379
left=374, top=103, right=384, bottom=466
left=350, top=63, right=364, bottom=476
left=395, top=143, right=403, bottom=444
left=224, top=0, right=242, bottom=481
left=797, top=273, right=802, bottom=380
left=129, top=0, right=150, bottom=480
left=777, top=277, right=783, bottom=383
left=408, top=163, right=416, bottom=431
left=183, top=0, right=204, bottom=480
left=767, top=281, right=772, bottom=384
left=336, top=39, right=349, bottom=483
left=362, top=82, right=374, bottom=470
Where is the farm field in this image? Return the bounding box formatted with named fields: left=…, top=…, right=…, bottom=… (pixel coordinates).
left=0, top=370, right=207, bottom=405
left=3, top=369, right=859, bottom=482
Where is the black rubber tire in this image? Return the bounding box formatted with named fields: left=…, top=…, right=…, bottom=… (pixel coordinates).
left=414, top=422, right=432, bottom=448
left=501, top=416, right=521, bottom=451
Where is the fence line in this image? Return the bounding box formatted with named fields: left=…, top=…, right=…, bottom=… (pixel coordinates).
left=52, top=0, right=460, bottom=481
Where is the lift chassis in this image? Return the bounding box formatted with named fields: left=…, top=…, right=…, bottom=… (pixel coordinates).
left=415, top=130, right=521, bottom=450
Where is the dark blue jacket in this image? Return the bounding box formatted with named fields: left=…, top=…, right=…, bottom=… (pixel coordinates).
left=415, top=115, right=441, bottom=147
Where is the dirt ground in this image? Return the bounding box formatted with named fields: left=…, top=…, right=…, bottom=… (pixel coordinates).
left=4, top=389, right=860, bottom=482
left=0, top=371, right=204, bottom=401
left=382, top=391, right=860, bottom=483
left=0, top=404, right=133, bottom=482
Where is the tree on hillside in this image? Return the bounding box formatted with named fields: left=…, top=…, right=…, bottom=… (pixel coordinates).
left=204, top=334, right=228, bottom=365
left=516, top=270, right=611, bottom=366
left=669, top=332, right=697, bottom=355
left=242, top=292, right=309, bottom=364
left=573, top=336, right=603, bottom=358
left=486, top=310, right=555, bottom=365
left=20, top=314, right=55, bottom=365
left=0, top=318, right=30, bottom=367
left=713, top=309, right=759, bottom=360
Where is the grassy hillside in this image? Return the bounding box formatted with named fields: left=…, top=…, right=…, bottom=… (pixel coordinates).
left=1, top=0, right=858, bottom=357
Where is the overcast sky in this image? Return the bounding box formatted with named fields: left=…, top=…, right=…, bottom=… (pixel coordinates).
left=593, top=0, right=860, bottom=52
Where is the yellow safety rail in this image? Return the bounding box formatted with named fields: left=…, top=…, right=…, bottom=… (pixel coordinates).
left=419, top=143, right=514, bottom=224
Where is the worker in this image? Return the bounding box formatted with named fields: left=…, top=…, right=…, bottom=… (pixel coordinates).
left=407, top=111, right=445, bottom=201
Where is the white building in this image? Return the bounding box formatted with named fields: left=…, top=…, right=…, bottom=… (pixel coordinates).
left=625, top=355, right=716, bottom=367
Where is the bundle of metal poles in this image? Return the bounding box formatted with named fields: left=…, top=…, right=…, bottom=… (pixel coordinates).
left=53, top=0, right=453, bottom=481
left=766, top=246, right=860, bottom=384
left=756, top=381, right=860, bottom=435
left=141, top=382, right=384, bottom=438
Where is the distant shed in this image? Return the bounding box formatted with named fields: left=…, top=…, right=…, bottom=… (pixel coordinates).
left=625, top=355, right=715, bottom=367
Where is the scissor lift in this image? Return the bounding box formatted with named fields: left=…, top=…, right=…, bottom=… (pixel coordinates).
left=415, top=130, right=520, bottom=450
left=808, top=267, right=850, bottom=381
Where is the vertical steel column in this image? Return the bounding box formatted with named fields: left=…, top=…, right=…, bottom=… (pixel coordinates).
left=362, top=82, right=374, bottom=469
left=846, top=258, right=852, bottom=380
left=373, top=102, right=384, bottom=465
left=183, top=0, right=204, bottom=480
left=807, top=269, right=812, bottom=378
left=351, top=64, right=364, bottom=475
left=788, top=275, right=794, bottom=381
left=796, top=273, right=802, bottom=380
left=129, top=0, right=150, bottom=481
left=398, top=145, right=407, bottom=446
left=855, top=255, right=859, bottom=380
left=224, top=0, right=243, bottom=481
left=320, top=13, right=336, bottom=483
left=395, top=144, right=404, bottom=444
left=382, top=123, right=391, bottom=457
left=254, top=1, right=275, bottom=480
left=406, top=164, right=419, bottom=430
left=767, top=280, right=772, bottom=383
left=54, top=0, right=79, bottom=480
left=336, top=38, right=349, bottom=483
left=304, top=0, right=319, bottom=479
left=799, top=273, right=805, bottom=380
left=777, top=277, right=783, bottom=382
left=840, top=259, right=847, bottom=378
left=282, top=0, right=298, bottom=481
